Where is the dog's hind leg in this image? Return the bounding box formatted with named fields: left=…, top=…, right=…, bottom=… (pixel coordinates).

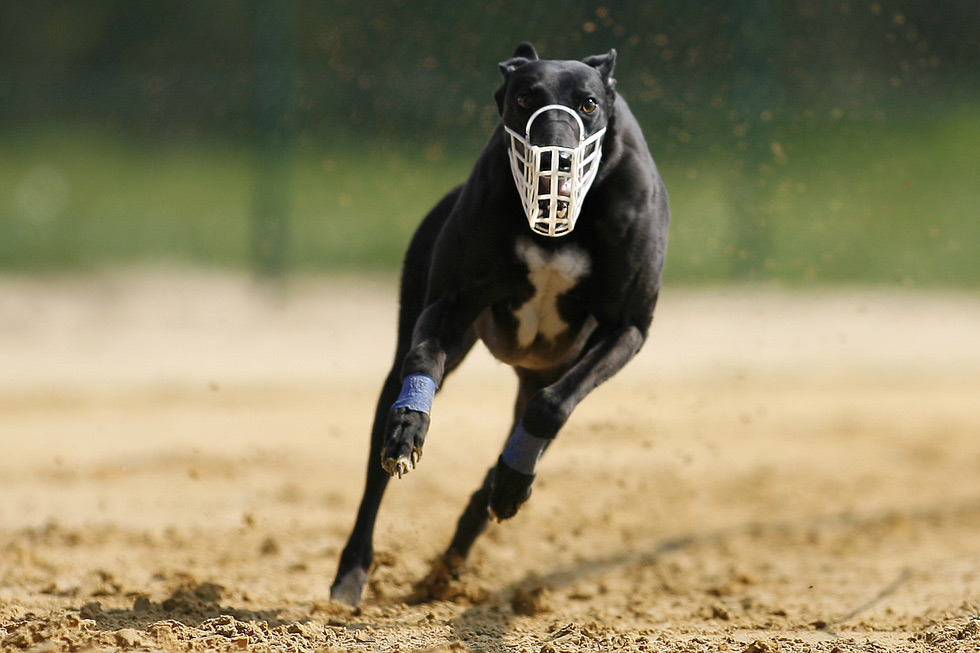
left=329, top=365, right=402, bottom=605
left=331, top=281, right=432, bottom=604
left=331, top=189, right=473, bottom=605
left=328, top=325, right=476, bottom=605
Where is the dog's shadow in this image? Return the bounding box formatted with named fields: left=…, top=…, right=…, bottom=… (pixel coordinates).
left=438, top=532, right=699, bottom=648
left=435, top=498, right=980, bottom=649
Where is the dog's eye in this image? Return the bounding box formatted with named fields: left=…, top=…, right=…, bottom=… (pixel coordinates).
left=580, top=98, right=598, bottom=114
left=517, top=94, right=533, bottom=109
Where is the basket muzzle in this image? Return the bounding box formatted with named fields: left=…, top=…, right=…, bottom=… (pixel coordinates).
left=504, top=104, right=605, bottom=237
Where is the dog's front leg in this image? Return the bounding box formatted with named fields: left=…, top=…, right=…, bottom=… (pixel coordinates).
left=381, top=391, right=433, bottom=478
left=381, top=298, right=474, bottom=478
left=489, top=322, right=647, bottom=520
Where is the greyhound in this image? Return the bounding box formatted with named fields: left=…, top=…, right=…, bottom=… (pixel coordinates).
left=330, top=42, right=669, bottom=605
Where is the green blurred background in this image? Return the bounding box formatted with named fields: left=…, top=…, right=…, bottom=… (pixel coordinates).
left=1, top=1, right=978, bottom=286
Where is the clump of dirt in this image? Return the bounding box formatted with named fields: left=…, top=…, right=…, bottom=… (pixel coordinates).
left=1, top=611, right=95, bottom=650
left=0, top=594, right=365, bottom=652
left=511, top=585, right=551, bottom=616
left=406, top=553, right=490, bottom=605
left=742, top=640, right=780, bottom=653
left=912, top=617, right=980, bottom=648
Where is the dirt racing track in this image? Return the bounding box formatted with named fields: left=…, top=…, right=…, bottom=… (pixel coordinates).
left=2, top=273, right=980, bottom=652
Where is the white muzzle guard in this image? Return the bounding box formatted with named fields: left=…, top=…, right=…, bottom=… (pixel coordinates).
left=505, top=104, right=606, bottom=237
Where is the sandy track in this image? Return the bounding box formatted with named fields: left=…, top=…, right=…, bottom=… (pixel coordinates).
left=1, top=273, right=979, bottom=652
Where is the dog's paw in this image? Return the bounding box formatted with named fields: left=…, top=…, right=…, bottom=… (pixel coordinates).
left=330, top=567, right=368, bottom=606
left=381, top=407, right=430, bottom=478
left=488, top=456, right=534, bottom=521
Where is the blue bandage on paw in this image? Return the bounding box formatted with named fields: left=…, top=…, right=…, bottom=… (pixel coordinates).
left=391, top=374, right=437, bottom=414
left=501, top=420, right=550, bottom=476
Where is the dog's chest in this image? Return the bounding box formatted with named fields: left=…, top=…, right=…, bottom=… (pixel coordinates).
left=511, top=238, right=590, bottom=347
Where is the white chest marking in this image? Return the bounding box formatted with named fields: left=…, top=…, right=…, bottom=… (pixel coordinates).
left=513, top=238, right=591, bottom=348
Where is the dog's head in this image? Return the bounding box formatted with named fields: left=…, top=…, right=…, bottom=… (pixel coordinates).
left=495, top=42, right=616, bottom=144
left=494, top=43, right=617, bottom=237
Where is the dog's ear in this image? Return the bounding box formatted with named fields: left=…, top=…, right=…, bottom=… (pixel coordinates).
left=583, top=48, right=617, bottom=94
left=497, top=42, right=539, bottom=77
left=497, top=56, right=530, bottom=79
left=494, top=44, right=539, bottom=114
left=511, top=42, right=539, bottom=61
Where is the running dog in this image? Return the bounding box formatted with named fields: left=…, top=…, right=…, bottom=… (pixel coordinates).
left=331, top=42, right=670, bottom=605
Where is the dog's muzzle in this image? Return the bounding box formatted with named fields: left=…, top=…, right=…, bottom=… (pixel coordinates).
left=505, top=104, right=605, bottom=237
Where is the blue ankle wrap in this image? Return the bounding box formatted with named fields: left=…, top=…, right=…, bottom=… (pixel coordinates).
left=391, top=374, right=437, bottom=414
left=501, top=420, right=550, bottom=476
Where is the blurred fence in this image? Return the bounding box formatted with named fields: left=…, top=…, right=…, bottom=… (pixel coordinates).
left=1, top=1, right=978, bottom=284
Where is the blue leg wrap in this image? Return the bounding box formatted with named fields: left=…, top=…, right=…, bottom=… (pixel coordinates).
left=501, top=420, right=550, bottom=476
left=391, top=374, right=437, bottom=414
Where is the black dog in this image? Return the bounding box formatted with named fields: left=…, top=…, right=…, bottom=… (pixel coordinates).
left=331, top=42, right=669, bottom=605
